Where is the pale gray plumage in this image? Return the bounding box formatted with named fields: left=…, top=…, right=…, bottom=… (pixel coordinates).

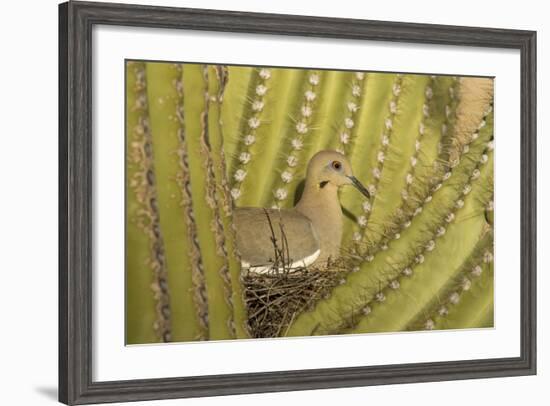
left=233, top=208, right=320, bottom=273
left=234, top=150, right=369, bottom=273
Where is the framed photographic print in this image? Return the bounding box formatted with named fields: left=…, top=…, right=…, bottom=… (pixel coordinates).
left=59, top=1, right=537, bottom=404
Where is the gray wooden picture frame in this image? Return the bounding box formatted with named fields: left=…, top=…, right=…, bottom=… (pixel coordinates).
left=58, top=1, right=537, bottom=404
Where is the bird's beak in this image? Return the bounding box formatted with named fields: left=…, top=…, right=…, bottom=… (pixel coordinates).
left=347, top=176, right=370, bottom=199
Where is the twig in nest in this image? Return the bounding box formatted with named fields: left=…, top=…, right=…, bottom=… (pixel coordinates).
left=243, top=263, right=350, bottom=338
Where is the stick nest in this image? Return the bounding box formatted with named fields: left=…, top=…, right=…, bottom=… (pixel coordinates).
left=243, top=264, right=350, bottom=338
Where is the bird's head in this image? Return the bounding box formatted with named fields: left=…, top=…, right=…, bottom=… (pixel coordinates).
left=306, top=150, right=370, bottom=199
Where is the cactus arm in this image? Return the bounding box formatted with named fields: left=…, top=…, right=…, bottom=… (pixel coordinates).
left=125, top=62, right=171, bottom=343
left=181, top=64, right=236, bottom=340
left=207, top=65, right=251, bottom=338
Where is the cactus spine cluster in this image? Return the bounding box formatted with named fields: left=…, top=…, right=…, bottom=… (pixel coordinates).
left=126, top=61, right=494, bottom=343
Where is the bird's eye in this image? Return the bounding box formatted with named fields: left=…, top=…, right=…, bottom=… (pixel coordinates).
left=331, top=161, right=342, bottom=170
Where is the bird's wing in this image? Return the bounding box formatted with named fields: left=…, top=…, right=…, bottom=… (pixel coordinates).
left=233, top=207, right=320, bottom=271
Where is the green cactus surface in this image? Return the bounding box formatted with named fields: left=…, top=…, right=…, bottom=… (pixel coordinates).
left=126, top=61, right=494, bottom=343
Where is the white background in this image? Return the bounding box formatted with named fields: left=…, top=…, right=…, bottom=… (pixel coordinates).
left=0, top=0, right=546, bottom=405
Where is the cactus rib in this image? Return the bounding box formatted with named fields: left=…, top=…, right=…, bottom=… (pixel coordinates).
left=126, top=62, right=172, bottom=343
left=270, top=70, right=323, bottom=207
left=229, top=67, right=271, bottom=202
left=237, top=68, right=307, bottom=208
left=208, top=65, right=251, bottom=338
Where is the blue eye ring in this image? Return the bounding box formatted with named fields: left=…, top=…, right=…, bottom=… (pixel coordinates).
left=331, top=160, right=342, bottom=171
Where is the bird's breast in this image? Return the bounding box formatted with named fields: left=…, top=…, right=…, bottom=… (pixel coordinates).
left=295, top=200, right=343, bottom=264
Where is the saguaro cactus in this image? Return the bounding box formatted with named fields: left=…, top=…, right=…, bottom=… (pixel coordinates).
left=126, top=61, right=494, bottom=343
